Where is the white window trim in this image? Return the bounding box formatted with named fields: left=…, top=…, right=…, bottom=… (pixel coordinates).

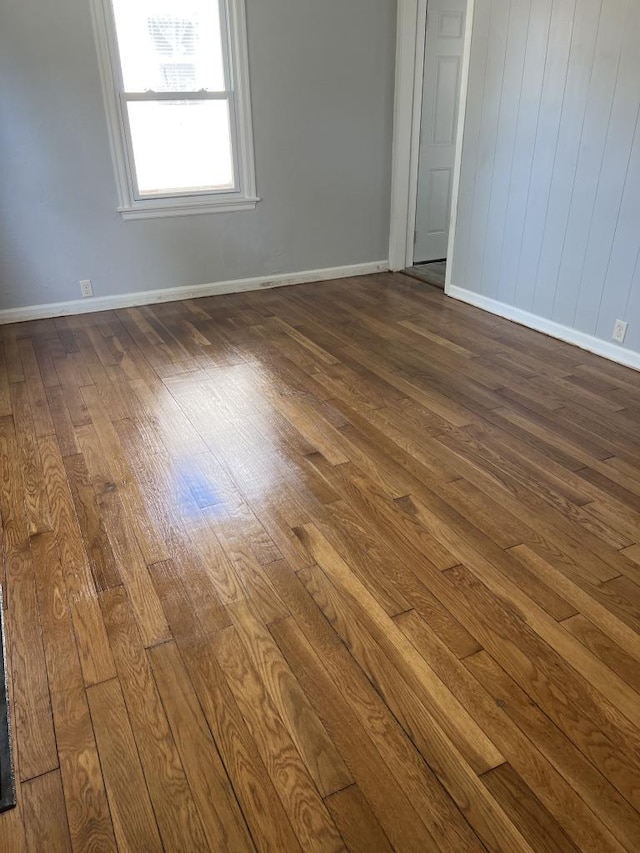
left=90, top=0, right=259, bottom=220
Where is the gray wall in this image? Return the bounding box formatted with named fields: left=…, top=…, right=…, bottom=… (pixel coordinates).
left=451, top=0, right=640, bottom=357
left=0, top=0, right=395, bottom=310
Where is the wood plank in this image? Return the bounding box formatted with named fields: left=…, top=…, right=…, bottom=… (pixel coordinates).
left=22, top=771, right=72, bottom=853
left=148, top=641, right=255, bottom=852
left=75, top=423, right=170, bottom=647
left=325, top=785, right=393, bottom=853
left=80, top=385, right=169, bottom=565
left=431, top=428, right=630, bottom=584
left=294, top=523, right=504, bottom=775
left=211, top=625, right=345, bottom=852
left=183, top=634, right=303, bottom=852
left=0, top=341, right=12, bottom=417
left=51, top=685, right=117, bottom=852
left=17, top=338, right=55, bottom=438
left=398, top=495, right=640, bottom=726
left=445, top=563, right=640, bottom=811
left=271, top=619, right=512, bottom=851
left=112, top=424, right=231, bottom=635
left=296, top=565, right=542, bottom=852
left=32, top=335, right=61, bottom=389
left=269, top=616, right=470, bottom=852
left=509, top=544, right=640, bottom=660
left=149, top=560, right=303, bottom=852
left=37, top=434, right=116, bottom=685
left=0, top=417, right=57, bottom=781
left=100, top=587, right=208, bottom=851
left=30, top=531, right=84, bottom=698
left=0, top=624, right=27, bottom=853
left=63, top=452, right=121, bottom=592
left=45, top=384, right=80, bottom=457
left=86, top=679, right=162, bottom=853
left=2, top=326, right=25, bottom=383
left=481, top=763, right=580, bottom=853
left=320, top=499, right=479, bottom=655
left=10, top=383, right=52, bottom=536
left=465, top=650, right=640, bottom=852
left=561, top=613, right=640, bottom=693
left=228, top=597, right=352, bottom=797
left=393, top=608, right=626, bottom=852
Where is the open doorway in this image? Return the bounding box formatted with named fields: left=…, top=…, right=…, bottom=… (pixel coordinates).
left=407, top=0, right=467, bottom=288
left=389, top=0, right=474, bottom=288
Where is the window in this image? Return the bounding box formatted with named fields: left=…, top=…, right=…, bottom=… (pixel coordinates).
left=92, top=0, right=258, bottom=219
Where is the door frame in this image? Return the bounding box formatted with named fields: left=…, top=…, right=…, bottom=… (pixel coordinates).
left=389, top=0, right=475, bottom=290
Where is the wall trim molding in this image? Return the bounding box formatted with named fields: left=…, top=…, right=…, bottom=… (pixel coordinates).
left=448, top=285, right=640, bottom=372
left=389, top=0, right=420, bottom=270
left=0, top=261, right=389, bottom=325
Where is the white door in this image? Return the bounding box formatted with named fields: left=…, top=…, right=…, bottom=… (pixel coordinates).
left=414, top=0, right=466, bottom=264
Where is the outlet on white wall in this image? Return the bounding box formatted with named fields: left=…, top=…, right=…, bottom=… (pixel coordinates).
left=612, top=319, right=628, bottom=343
left=80, top=279, right=94, bottom=298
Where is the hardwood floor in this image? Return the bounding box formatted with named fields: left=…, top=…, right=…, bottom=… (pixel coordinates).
left=405, top=261, right=447, bottom=289
left=0, top=272, right=639, bottom=851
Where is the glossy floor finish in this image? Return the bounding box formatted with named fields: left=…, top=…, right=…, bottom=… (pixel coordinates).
left=405, top=261, right=447, bottom=289
left=0, top=273, right=639, bottom=852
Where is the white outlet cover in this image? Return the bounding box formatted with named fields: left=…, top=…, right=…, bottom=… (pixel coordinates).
left=612, top=319, right=628, bottom=343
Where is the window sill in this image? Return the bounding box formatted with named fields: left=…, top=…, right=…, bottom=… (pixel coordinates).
left=118, top=196, right=260, bottom=220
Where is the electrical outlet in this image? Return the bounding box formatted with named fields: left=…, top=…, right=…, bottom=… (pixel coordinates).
left=612, top=319, right=628, bottom=344
left=80, top=279, right=94, bottom=298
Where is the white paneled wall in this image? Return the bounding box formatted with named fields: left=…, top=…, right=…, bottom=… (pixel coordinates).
left=450, top=0, right=640, bottom=363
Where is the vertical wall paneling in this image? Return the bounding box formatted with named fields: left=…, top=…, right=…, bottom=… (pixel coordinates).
left=512, top=0, right=577, bottom=312
left=530, top=0, right=601, bottom=319
left=451, top=0, right=640, bottom=359
left=477, top=0, right=533, bottom=300
left=494, top=0, right=554, bottom=306
left=573, top=1, right=640, bottom=332
left=464, top=0, right=512, bottom=293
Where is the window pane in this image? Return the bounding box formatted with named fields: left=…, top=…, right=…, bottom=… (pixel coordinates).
left=127, top=100, right=235, bottom=195
left=112, top=0, right=225, bottom=92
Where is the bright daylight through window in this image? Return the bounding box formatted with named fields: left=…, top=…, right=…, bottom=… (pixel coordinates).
left=93, top=0, right=257, bottom=218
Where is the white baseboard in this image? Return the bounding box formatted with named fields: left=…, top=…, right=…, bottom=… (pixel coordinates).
left=447, top=285, right=640, bottom=373
left=0, top=261, right=389, bottom=324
